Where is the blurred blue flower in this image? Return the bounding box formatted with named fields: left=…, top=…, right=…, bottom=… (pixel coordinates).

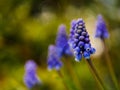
left=24, top=60, right=41, bottom=89
left=69, top=20, right=76, bottom=48
left=47, top=45, right=63, bottom=71
left=56, top=24, right=73, bottom=57
left=95, top=14, right=109, bottom=39
left=69, top=18, right=96, bottom=61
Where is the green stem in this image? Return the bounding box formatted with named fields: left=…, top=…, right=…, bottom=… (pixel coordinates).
left=57, top=70, right=69, bottom=90
left=102, top=39, right=119, bottom=90
left=63, top=57, right=83, bottom=90
left=86, top=58, right=107, bottom=90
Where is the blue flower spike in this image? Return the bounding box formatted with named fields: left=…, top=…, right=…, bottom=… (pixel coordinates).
left=69, top=18, right=96, bottom=61
left=56, top=24, right=73, bottom=57
left=69, top=20, right=76, bottom=47
left=69, top=18, right=108, bottom=90
left=47, top=45, right=63, bottom=71
left=95, top=14, right=109, bottom=39
left=24, top=60, right=41, bottom=89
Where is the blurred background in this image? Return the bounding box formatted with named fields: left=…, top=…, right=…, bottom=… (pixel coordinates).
left=0, top=0, right=120, bottom=90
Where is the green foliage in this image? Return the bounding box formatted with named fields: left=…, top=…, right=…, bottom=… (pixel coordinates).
left=0, top=0, right=120, bottom=90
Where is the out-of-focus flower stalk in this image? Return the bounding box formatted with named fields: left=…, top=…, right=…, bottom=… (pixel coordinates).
left=102, top=39, right=119, bottom=90
left=57, top=70, right=69, bottom=90
left=63, top=57, right=83, bottom=90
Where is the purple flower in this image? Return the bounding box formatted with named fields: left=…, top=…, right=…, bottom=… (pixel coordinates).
left=56, top=24, right=73, bottom=57
left=25, top=60, right=37, bottom=73
left=47, top=45, right=63, bottom=71
left=24, top=60, right=41, bottom=89
left=95, top=14, right=109, bottom=39
left=69, top=18, right=96, bottom=61
left=68, top=20, right=76, bottom=48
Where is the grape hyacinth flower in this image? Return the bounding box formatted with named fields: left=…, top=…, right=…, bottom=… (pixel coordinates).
left=69, top=20, right=76, bottom=47
left=55, top=24, right=83, bottom=90
left=24, top=60, right=41, bottom=89
left=56, top=24, right=73, bottom=57
left=47, top=45, right=69, bottom=89
left=95, top=14, right=109, bottom=39
left=69, top=18, right=107, bottom=89
left=95, top=15, right=119, bottom=90
left=47, top=45, right=63, bottom=71
left=69, top=18, right=95, bottom=61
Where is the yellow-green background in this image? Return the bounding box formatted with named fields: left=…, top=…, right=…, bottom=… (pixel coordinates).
left=0, top=0, right=120, bottom=90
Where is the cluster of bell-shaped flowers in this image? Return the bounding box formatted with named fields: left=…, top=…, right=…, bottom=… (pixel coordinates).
left=47, top=24, right=73, bottom=71
left=56, top=24, right=73, bottom=57
left=69, top=18, right=95, bottom=61
left=24, top=60, right=41, bottom=89
left=95, top=14, right=109, bottom=39
left=47, top=45, right=63, bottom=71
